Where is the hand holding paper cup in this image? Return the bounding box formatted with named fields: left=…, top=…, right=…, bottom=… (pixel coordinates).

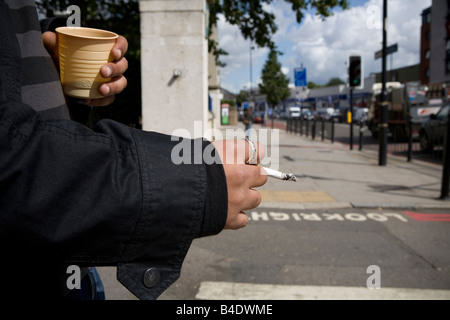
left=55, top=27, right=118, bottom=99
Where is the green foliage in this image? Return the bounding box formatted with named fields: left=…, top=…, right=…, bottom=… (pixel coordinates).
left=258, top=49, right=290, bottom=108
left=326, top=77, right=345, bottom=86
left=308, top=77, right=345, bottom=88
left=307, top=81, right=321, bottom=89
left=220, top=99, right=236, bottom=106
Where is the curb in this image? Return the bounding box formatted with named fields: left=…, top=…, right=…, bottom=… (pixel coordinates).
left=257, top=201, right=450, bottom=210
left=351, top=202, right=450, bottom=210
left=258, top=202, right=353, bottom=210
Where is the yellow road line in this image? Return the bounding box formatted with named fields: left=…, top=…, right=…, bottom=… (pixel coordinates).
left=259, top=190, right=337, bottom=203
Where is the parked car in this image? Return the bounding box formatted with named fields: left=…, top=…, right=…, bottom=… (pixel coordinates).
left=335, top=107, right=367, bottom=124
left=253, top=111, right=263, bottom=124
left=336, top=107, right=349, bottom=123
left=353, top=108, right=368, bottom=125
left=419, top=103, right=450, bottom=152
left=409, top=103, right=441, bottom=140
left=331, top=109, right=340, bottom=122
left=314, top=108, right=335, bottom=121
left=301, top=109, right=314, bottom=120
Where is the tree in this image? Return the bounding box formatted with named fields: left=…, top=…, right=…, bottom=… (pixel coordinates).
left=307, top=81, right=321, bottom=89
left=258, top=49, right=290, bottom=110
left=326, top=77, right=345, bottom=86
left=307, top=77, right=344, bottom=89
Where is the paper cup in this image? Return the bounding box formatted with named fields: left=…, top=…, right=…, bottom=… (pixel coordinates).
left=55, top=27, right=119, bottom=99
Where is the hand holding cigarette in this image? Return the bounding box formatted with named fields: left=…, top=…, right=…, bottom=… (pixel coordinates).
left=211, top=139, right=268, bottom=230
left=210, top=138, right=296, bottom=230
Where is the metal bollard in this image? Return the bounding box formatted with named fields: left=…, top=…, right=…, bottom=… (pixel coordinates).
left=407, top=116, right=413, bottom=162
left=312, top=119, right=316, bottom=140
left=321, top=119, right=325, bottom=141
left=300, top=117, right=303, bottom=136
left=440, top=112, right=450, bottom=200
left=331, top=120, right=335, bottom=143
left=305, top=120, right=309, bottom=137
left=359, top=122, right=364, bottom=151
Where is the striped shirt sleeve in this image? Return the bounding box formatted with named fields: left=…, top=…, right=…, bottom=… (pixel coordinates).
left=5, top=0, right=70, bottom=120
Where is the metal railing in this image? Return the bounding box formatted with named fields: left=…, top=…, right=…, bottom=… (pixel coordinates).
left=285, top=116, right=449, bottom=199
left=286, top=117, right=335, bottom=143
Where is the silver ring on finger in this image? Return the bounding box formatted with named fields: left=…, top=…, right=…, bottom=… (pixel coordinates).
left=245, top=137, right=258, bottom=165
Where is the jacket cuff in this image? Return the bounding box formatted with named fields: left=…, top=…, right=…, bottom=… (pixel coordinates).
left=116, top=131, right=227, bottom=300
left=197, top=140, right=228, bottom=238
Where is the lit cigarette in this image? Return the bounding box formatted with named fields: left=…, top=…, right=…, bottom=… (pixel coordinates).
left=261, top=167, right=297, bottom=182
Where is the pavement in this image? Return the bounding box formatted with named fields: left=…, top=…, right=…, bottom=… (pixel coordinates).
left=239, top=121, right=450, bottom=211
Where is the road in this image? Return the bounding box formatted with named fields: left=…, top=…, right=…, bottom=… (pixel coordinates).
left=98, top=207, right=450, bottom=300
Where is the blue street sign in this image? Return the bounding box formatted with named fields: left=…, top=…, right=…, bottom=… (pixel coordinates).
left=294, top=68, right=307, bottom=87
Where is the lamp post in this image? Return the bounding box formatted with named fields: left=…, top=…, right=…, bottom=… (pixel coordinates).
left=379, top=0, right=388, bottom=166
left=249, top=41, right=254, bottom=104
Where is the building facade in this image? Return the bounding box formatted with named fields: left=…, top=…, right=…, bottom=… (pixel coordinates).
left=420, top=1, right=450, bottom=86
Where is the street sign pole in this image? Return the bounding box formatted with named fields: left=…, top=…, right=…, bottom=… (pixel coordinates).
left=379, top=0, right=388, bottom=166
left=347, top=55, right=362, bottom=151
left=350, top=88, right=353, bottom=150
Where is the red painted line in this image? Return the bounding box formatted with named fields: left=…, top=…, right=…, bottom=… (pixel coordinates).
left=403, top=211, right=450, bottom=222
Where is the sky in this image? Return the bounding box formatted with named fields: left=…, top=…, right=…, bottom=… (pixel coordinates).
left=216, top=0, right=432, bottom=94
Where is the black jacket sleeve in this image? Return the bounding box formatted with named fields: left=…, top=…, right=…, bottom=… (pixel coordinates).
left=0, top=100, right=227, bottom=300
left=0, top=0, right=227, bottom=300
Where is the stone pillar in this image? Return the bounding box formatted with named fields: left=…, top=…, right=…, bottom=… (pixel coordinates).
left=140, top=0, right=208, bottom=138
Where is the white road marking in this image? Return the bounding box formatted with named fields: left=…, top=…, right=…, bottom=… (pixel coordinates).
left=195, top=281, right=450, bottom=300
left=248, top=211, right=409, bottom=222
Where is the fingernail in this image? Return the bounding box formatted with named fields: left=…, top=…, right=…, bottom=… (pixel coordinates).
left=103, top=66, right=112, bottom=78
left=114, top=49, right=122, bottom=59
left=102, top=85, right=110, bottom=95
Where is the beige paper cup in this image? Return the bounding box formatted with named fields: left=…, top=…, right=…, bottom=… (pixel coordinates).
left=55, top=27, right=119, bottom=99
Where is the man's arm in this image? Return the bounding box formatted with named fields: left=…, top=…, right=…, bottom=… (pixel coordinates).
left=0, top=99, right=266, bottom=299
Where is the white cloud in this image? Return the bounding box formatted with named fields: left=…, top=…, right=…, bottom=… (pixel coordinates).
left=217, top=0, right=431, bottom=91
left=285, top=4, right=381, bottom=83
left=217, top=14, right=268, bottom=92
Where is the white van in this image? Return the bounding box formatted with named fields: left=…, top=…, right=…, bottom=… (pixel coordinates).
left=288, top=106, right=301, bottom=118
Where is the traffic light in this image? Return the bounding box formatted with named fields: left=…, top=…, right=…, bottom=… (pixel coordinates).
left=348, top=55, right=363, bottom=88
